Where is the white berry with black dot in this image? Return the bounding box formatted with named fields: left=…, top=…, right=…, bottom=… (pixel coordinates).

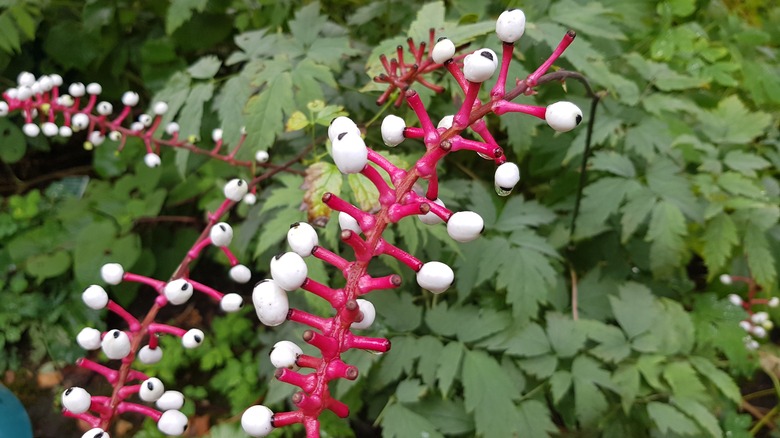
left=102, top=329, right=131, bottom=359
left=328, top=116, right=359, bottom=142
left=252, top=280, right=289, bottom=326
left=182, top=329, right=204, bottom=348
left=447, top=211, right=484, bottom=242
left=81, top=428, right=109, bottom=438
left=287, top=222, right=318, bottom=257
left=496, top=9, right=526, bottom=43
left=220, top=293, right=243, bottom=312
left=62, top=387, right=91, bottom=414
left=464, top=49, right=498, bottom=83
left=242, top=405, right=275, bottom=437
left=270, top=252, right=308, bottom=291
left=269, top=340, right=303, bottom=369
left=416, top=261, right=455, bottom=294
left=381, top=115, right=406, bottom=147
left=139, top=377, right=165, bottom=402
left=545, top=101, right=582, bottom=132
left=210, top=222, right=233, bottom=247
left=163, top=279, right=193, bottom=305
left=158, top=410, right=189, bottom=436
left=431, top=37, right=456, bottom=64
left=331, top=131, right=368, bottom=174
left=230, top=264, right=251, bottom=283
left=156, top=391, right=185, bottom=411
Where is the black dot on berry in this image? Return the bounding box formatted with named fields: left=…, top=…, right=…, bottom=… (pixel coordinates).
left=274, top=253, right=284, bottom=260
left=237, top=180, right=243, bottom=186
left=94, top=433, right=104, bottom=438
left=437, top=36, right=447, bottom=42
left=337, top=132, right=348, bottom=141
left=65, top=388, right=73, bottom=395
left=480, top=51, right=494, bottom=61
left=575, top=115, right=582, bottom=125
left=147, top=381, right=154, bottom=390
left=290, top=222, right=301, bottom=229
left=113, top=331, right=120, bottom=338
left=219, top=224, right=226, bottom=231
left=194, top=335, right=202, bottom=343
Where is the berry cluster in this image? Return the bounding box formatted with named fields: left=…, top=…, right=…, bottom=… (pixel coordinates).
left=242, top=9, right=582, bottom=437
left=61, top=181, right=254, bottom=436
left=722, top=274, right=778, bottom=350
left=0, top=72, right=271, bottom=171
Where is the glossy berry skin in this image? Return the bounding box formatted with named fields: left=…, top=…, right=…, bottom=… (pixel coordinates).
left=182, top=329, right=204, bottom=348
left=138, top=345, right=163, bottom=364
left=139, top=377, right=165, bottom=402
left=328, top=116, right=360, bottom=142
left=81, top=428, right=109, bottom=438
left=22, top=123, right=40, bottom=137
left=416, top=261, right=455, bottom=294
left=163, top=279, right=193, bottom=305
left=431, top=37, right=456, bottom=64
left=77, top=327, right=103, bottom=350
left=62, top=387, right=91, bottom=414
left=437, top=115, right=454, bottom=130
left=269, top=340, right=303, bottom=369
left=158, top=410, right=188, bottom=436
left=102, top=329, right=132, bottom=359
left=224, top=179, right=248, bottom=202
left=156, top=391, right=185, bottom=411
left=229, top=264, right=252, bottom=283
left=242, top=405, right=275, bottom=437
left=144, top=153, right=161, bottom=168
left=418, top=198, right=445, bottom=225
left=122, top=91, right=139, bottom=106
left=270, top=252, right=308, bottom=291
left=82, top=285, right=109, bottom=310
left=338, top=212, right=361, bottom=234
left=447, top=211, right=484, bottom=242
left=496, top=9, right=526, bottom=43
left=220, top=293, right=244, bottom=312
left=287, top=222, right=319, bottom=257
left=331, top=131, right=368, bottom=174
left=252, top=280, right=290, bottom=326
left=210, top=222, right=234, bottom=247
left=381, top=115, right=406, bottom=147
left=494, top=162, right=521, bottom=195
left=351, top=299, right=376, bottom=330
left=463, top=49, right=498, bottom=83
left=255, top=150, right=270, bottom=163
left=545, top=101, right=583, bottom=132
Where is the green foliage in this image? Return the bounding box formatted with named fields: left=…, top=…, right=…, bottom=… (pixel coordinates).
left=2, top=0, right=780, bottom=436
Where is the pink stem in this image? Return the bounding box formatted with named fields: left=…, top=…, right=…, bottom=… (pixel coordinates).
left=288, top=309, right=330, bottom=332
left=301, top=278, right=345, bottom=307
left=526, top=30, right=577, bottom=87
left=375, top=239, right=423, bottom=270
left=366, top=149, right=406, bottom=185
left=273, top=411, right=304, bottom=427
left=340, top=230, right=372, bottom=262
left=491, top=42, right=515, bottom=99
left=63, top=411, right=100, bottom=427
left=387, top=201, right=429, bottom=223
left=123, top=273, right=165, bottom=290
left=312, top=246, right=351, bottom=272
left=492, top=101, right=546, bottom=118
left=321, top=193, right=375, bottom=231
left=453, top=81, right=481, bottom=128
left=449, top=136, right=503, bottom=159
left=357, top=274, right=402, bottom=294
left=148, top=323, right=186, bottom=338
left=117, top=384, right=140, bottom=400
left=116, top=402, right=162, bottom=421
left=76, top=358, right=119, bottom=384
left=425, top=172, right=439, bottom=200
left=106, top=301, right=141, bottom=331
left=344, top=334, right=391, bottom=352
left=361, top=165, right=396, bottom=206
left=276, top=368, right=316, bottom=392
left=187, top=237, right=212, bottom=259
left=404, top=90, right=439, bottom=146
left=220, top=247, right=239, bottom=265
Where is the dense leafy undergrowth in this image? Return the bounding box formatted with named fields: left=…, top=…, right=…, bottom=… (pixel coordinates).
left=1, top=0, right=780, bottom=436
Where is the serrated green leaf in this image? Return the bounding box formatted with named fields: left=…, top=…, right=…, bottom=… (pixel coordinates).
left=416, top=336, right=443, bottom=387
left=672, top=397, right=722, bottom=437
left=647, top=402, right=700, bottom=435
left=372, top=291, right=422, bottom=332
left=517, top=400, right=558, bottom=438
left=166, top=0, right=207, bottom=35
left=724, top=150, right=771, bottom=177
left=244, top=72, right=293, bottom=154
left=288, top=2, right=327, bottom=47
left=590, top=151, right=636, bottom=178
left=574, top=177, right=638, bottom=239
left=494, top=198, right=556, bottom=231
left=612, top=364, right=640, bottom=414
left=406, top=399, right=474, bottom=436
left=581, top=319, right=631, bottom=363
left=744, top=226, right=776, bottom=286
left=177, top=81, right=214, bottom=140
left=646, top=201, right=687, bottom=276
left=689, top=356, right=741, bottom=404
left=215, top=75, right=249, bottom=148
left=408, top=2, right=445, bottom=42
left=376, top=336, right=419, bottom=387
left=610, top=282, right=659, bottom=339
left=463, top=350, right=521, bottom=437
left=550, top=370, right=572, bottom=404
left=550, top=0, right=626, bottom=40
left=663, top=362, right=707, bottom=401
left=545, top=312, right=586, bottom=358
left=382, top=402, right=444, bottom=438
left=646, top=158, right=701, bottom=220
left=395, top=378, right=426, bottom=404
left=702, top=213, right=738, bottom=276
left=572, top=355, right=612, bottom=426
left=188, top=55, right=221, bottom=79
left=499, top=246, right=557, bottom=323
left=699, top=95, right=772, bottom=144
left=0, top=118, right=26, bottom=163
left=517, top=354, right=557, bottom=379
left=436, top=341, right=463, bottom=396
left=25, top=250, right=71, bottom=280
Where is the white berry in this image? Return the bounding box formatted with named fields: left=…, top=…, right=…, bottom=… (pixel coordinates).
left=182, top=328, right=204, bottom=348
left=89, top=131, right=106, bottom=147
left=269, top=340, right=302, bottom=369
left=163, top=279, right=193, bottom=305
left=496, top=9, right=526, bottom=43
left=69, top=83, right=86, bottom=97
left=242, top=405, right=275, bottom=437
left=252, top=280, right=289, bottom=326
left=96, top=101, right=113, bottom=116
left=22, top=123, right=40, bottom=137
left=338, top=212, right=361, bottom=234
left=82, top=285, right=109, bottom=310
left=770, top=297, right=779, bottom=308
left=494, top=162, right=520, bottom=196
left=255, top=150, right=270, bottom=163
left=351, top=299, right=376, bottom=330
left=59, top=126, right=73, bottom=137
left=101, top=263, right=124, bottom=285
left=72, top=113, right=90, bottom=131
left=437, top=115, right=454, bottom=130
left=545, top=101, right=583, bottom=132
left=138, top=114, right=152, bottom=127
left=144, top=153, right=161, bottom=168
left=243, top=193, right=257, bottom=205
left=41, top=122, right=58, bottom=137
left=166, top=122, right=180, bottom=135
left=418, top=198, right=445, bottom=225
left=381, top=115, right=406, bottom=147
left=17, top=71, right=35, bottom=86
left=212, top=128, right=223, bottom=142
left=270, top=252, right=308, bottom=291
left=720, top=274, right=733, bottom=285
left=287, top=222, right=319, bottom=257
left=220, top=293, right=243, bottom=312
left=447, top=211, right=484, bottom=242
left=332, top=131, right=368, bottom=174
left=417, top=261, right=454, bottom=294
left=328, top=116, right=359, bottom=142
left=101, top=329, right=131, bottom=359
left=158, top=410, right=188, bottom=436
left=76, top=327, right=102, bottom=350
left=431, top=37, right=456, bottom=64
left=156, top=391, right=185, bottom=411
left=139, top=377, right=165, bottom=402
left=62, top=387, right=91, bottom=414
left=109, top=131, right=122, bottom=142
left=230, top=264, right=252, bottom=283
left=463, top=49, right=498, bottom=83
left=727, top=294, right=742, bottom=306
left=153, top=102, right=169, bottom=115
left=86, top=83, right=102, bottom=95
left=224, top=178, right=248, bottom=201
left=81, top=428, right=108, bottom=438
left=138, top=345, right=163, bottom=364
left=210, top=222, right=233, bottom=247
left=0, top=102, right=8, bottom=117
left=50, top=74, right=63, bottom=87
left=122, top=91, right=139, bottom=107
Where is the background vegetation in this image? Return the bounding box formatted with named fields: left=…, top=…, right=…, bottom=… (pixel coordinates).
left=1, top=0, right=779, bottom=436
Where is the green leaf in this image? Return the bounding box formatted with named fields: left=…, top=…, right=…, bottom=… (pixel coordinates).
left=372, top=292, right=422, bottom=332
left=25, top=250, right=71, bottom=280
left=550, top=370, right=572, bottom=404
left=646, top=201, right=687, bottom=276
left=0, top=118, right=25, bottom=163
left=288, top=2, right=327, bottom=47
left=499, top=245, right=557, bottom=323
left=382, top=402, right=444, bottom=438
left=689, top=357, right=741, bottom=404
left=302, top=162, right=342, bottom=224
left=517, top=400, right=557, bottom=438
left=406, top=399, right=474, bottom=436
left=187, top=55, right=221, bottom=79
left=581, top=319, right=631, bottom=363
left=701, top=213, right=738, bottom=276
left=545, top=312, right=586, bottom=358
left=612, top=364, right=640, bottom=413
left=177, top=82, right=214, bottom=140
left=408, top=2, right=445, bottom=42
left=647, top=402, right=700, bottom=436
left=347, top=173, right=380, bottom=213
left=502, top=323, right=551, bottom=357
left=672, top=397, right=722, bottom=438
left=166, top=0, right=207, bottom=35
left=550, top=0, right=626, bottom=40
left=494, top=198, right=556, bottom=231
left=699, top=95, right=772, bottom=144
left=574, top=177, right=637, bottom=239
left=517, top=354, right=558, bottom=379
left=244, top=72, right=293, bottom=155
left=572, top=355, right=613, bottom=426
left=724, top=150, right=771, bottom=177
left=416, top=336, right=443, bottom=386
left=215, top=75, right=250, bottom=148
left=744, top=226, right=776, bottom=286
left=462, top=349, right=521, bottom=437
left=663, top=362, right=707, bottom=401
left=610, top=282, right=659, bottom=339
left=436, top=341, right=463, bottom=396
left=589, top=151, right=636, bottom=178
